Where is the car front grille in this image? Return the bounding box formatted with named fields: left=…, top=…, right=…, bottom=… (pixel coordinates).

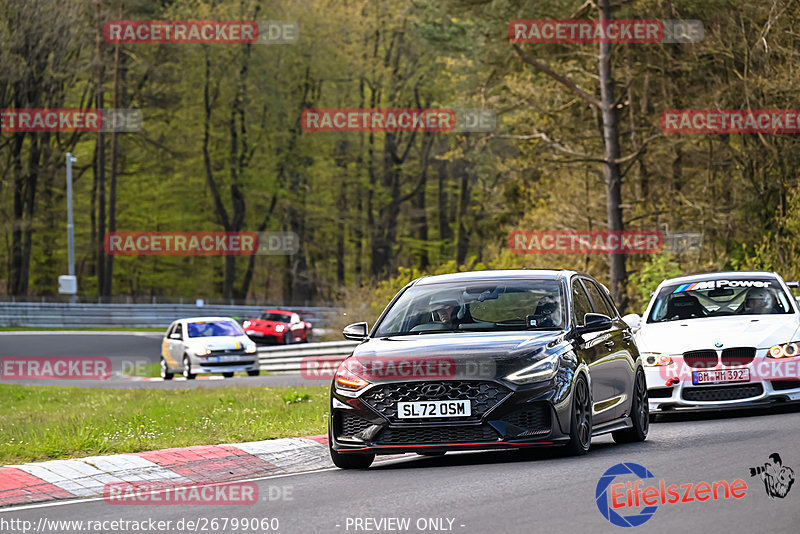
left=683, top=350, right=718, bottom=369
left=771, top=380, right=800, bottom=391
left=376, top=425, right=499, bottom=445
left=499, top=404, right=551, bottom=436
left=720, top=347, right=756, bottom=367
left=361, top=381, right=512, bottom=423
left=682, top=384, right=764, bottom=402
left=208, top=349, right=248, bottom=356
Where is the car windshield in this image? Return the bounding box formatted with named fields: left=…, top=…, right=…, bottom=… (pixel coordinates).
left=260, top=313, right=291, bottom=322
left=187, top=321, right=243, bottom=338
left=373, top=279, right=566, bottom=336
left=647, top=277, right=794, bottom=323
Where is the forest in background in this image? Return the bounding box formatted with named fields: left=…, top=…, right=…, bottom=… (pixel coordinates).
left=2, top=0, right=800, bottom=314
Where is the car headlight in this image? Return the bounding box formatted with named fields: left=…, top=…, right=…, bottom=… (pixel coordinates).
left=334, top=362, right=370, bottom=391
left=768, top=342, right=800, bottom=358
left=242, top=320, right=251, bottom=328
left=275, top=325, right=285, bottom=333
left=505, top=354, right=559, bottom=384
left=245, top=343, right=257, bottom=354
left=194, top=347, right=211, bottom=357
left=641, top=352, right=674, bottom=366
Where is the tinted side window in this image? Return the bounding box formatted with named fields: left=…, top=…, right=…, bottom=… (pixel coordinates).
left=572, top=281, right=593, bottom=326
left=600, top=289, right=620, bottom=318
left=174, top=323, right=183, bottom=339
left=584, top=280, right=614, bottom=317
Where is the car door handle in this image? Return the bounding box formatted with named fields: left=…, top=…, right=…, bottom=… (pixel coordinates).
left=604, top=340, right=615, bottom=349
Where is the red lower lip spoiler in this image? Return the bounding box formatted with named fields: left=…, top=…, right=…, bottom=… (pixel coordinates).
left=339, top=440, right=554, bottom=452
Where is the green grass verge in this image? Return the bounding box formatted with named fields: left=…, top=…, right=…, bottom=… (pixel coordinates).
left=0, top=326, right=164, bottom=332
left=0, top=384, right=329, bottom=464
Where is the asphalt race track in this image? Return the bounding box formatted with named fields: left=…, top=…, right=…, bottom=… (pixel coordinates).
left=1, top=406, right=799, bottom=533
left=0, top=332, right=310, bottom=388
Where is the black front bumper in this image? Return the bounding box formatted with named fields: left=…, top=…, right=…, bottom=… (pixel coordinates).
left=330, top=378, right=573, bottom=455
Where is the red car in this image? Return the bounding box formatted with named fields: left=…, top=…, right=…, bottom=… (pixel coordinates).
left=243, top=310, right=312, bottom=344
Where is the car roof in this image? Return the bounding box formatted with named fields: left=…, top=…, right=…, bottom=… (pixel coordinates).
left=412, top=269, right=580, bottom=286
left=177, top=316, right=238, bottom=323
left=263, top=309, right=294, bottom=314
left=656, top=271, right=782, bottom=286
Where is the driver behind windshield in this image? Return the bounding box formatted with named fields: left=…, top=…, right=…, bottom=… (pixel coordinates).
left=533, top=295, right=562, bottom=328
left=743, top=287, right=777, bottom=314
left=432, top=300, right=460, bottom=328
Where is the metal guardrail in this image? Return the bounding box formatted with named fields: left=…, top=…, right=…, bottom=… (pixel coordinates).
left=258, top=341, right=358, bottom=374
left=0, top=302, right=338, bottom=328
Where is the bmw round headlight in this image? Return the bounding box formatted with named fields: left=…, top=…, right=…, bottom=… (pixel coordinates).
left=641, top=352, right=674, bottom=367
left=768, top=342, right=800, bottom=358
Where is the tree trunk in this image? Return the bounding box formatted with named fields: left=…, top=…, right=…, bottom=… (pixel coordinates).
left=104, top=5, right=123, bottom=299
left=598, top=0, right=627, bottom=309
left=94, top=0, right=107, bottom=300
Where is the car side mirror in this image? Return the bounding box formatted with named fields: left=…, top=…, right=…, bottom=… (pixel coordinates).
left=576, top=313, right=612, bottom=335
left=169, top=333, right=181, bottom=340
left=621, top=313, right=642, bottom=333
left=343, top=322, right=369, bottom=341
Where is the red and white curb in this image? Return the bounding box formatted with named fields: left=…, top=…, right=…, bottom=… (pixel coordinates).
left=0, top=435, right=347, bottom=507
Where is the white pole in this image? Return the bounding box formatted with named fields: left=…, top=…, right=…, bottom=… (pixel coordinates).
left=66, top=152, right=77, bottom=277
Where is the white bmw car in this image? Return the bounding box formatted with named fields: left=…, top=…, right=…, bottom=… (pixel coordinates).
left=625, top=271, right=800, bottom=413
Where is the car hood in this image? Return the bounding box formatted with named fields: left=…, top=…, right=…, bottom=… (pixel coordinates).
left=636, top=315, right=800, bottom=353
left=184, top=335, right=252, bottom=350
left=349, top=331, right=568, bottom=381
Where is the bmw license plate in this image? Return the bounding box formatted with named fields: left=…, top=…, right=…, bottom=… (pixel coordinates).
left=692, top=368, right=750, bottom=384
left=397, top=400, right=471, bottom=418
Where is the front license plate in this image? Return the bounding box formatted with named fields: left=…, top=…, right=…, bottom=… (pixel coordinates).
left=692, top=368, right=750, bottom=384
left=397, top=400, right=471, bottom=419
left=210, top=355, right=241, bottom=363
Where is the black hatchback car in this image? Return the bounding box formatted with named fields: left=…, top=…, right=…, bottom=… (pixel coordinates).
left=329, top=270, right=648, bottom=469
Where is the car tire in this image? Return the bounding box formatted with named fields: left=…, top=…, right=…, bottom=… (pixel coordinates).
left=222, top=372, right=234, bottom=378
left=563, top=375, right=592, bottom=456
left=283, top=333, right=292, bottom=345
left=247, top=370, right=260, bottom=377
left=182, top=355, right=196, bottom=380
left=613, top=367, right=649, bottom=444
left=328, top=423, right=374, bottom=469
left=160, top=357, right=174, bottom=380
